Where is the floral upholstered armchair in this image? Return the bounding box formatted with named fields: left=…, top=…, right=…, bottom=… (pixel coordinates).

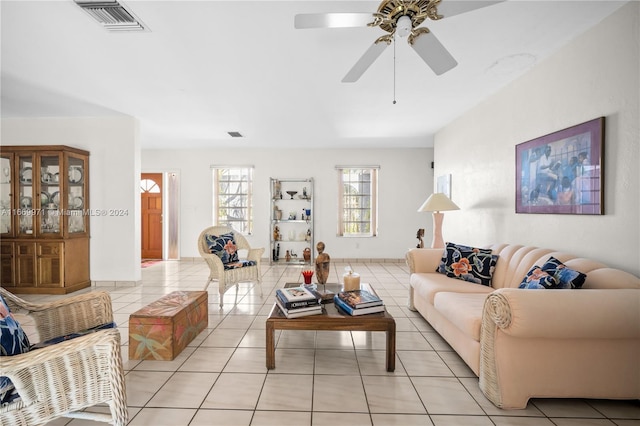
left=0, top=288, right=127, bottom=426
left=198, top=226, right=265, bottom=308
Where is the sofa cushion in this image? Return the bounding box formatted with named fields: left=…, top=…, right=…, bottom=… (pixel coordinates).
left=518, top=266, right=559, bottom=289
left=433, top=292, right=488, bottom=342
left=411, top=272, right=493, bottom=306
left=437, top=242, right=499, bottom=286
left=541, top=257, right=587, bottom=289
left=0, top=294, right=31, bottom=405
left=204, top=232, right=239, bottom=264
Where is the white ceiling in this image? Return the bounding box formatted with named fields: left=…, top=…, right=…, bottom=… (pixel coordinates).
left=0, top=0, right=628, bottom=149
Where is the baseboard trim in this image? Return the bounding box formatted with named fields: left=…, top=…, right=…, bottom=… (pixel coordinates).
left=92, top=280, right=141, bottom=288
left=181, top=257, right=405, bottom=264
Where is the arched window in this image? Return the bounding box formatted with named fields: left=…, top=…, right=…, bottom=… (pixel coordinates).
left=140, top=178, right=160, bottom=193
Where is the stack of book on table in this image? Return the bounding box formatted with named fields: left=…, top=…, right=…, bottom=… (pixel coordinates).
left=275, top=286, right=322, bottom=318
left=333, top=289, right=385, bottom=316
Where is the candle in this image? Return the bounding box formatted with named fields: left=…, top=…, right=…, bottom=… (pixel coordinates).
left=343, top=268, right=360, bottom=291
left=302, top=270, right=314, bottom=284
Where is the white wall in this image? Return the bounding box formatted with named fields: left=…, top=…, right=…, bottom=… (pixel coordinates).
left=434, top=3, right=640, bottom=276
left=142, top=148, right=434, bottom=260
left=1, top=119, right=432, bottom=281
left=1, top=117, right=142, bottom=282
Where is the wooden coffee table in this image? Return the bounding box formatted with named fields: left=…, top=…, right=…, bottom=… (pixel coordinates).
left=266, top=283, right=396, bottom=371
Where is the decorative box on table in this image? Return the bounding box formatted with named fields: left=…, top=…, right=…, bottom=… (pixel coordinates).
left=129, top=291, right=208, bottom=360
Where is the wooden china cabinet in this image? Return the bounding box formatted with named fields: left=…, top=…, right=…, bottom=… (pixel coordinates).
left=0, top=145, right=90, bottom=294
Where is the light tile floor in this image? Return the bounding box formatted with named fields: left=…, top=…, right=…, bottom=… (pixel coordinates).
left=15, top=260, right=640, bottom=426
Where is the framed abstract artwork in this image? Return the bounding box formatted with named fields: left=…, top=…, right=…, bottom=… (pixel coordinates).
left=516, top=117, right=604, bottom=215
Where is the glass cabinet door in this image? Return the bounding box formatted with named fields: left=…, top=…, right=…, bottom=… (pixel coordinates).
left=67, top=154, right=86, bottom=234
left=0, top=154, right=12, bottom=235
left=39, top=154, right=62, bottom=236
left=17, top=155, right=34, bottom=235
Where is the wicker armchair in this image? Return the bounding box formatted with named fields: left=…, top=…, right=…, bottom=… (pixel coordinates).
left=0, top=288, right=127, bottom=426
left=198, top=226, right=265, bottom=307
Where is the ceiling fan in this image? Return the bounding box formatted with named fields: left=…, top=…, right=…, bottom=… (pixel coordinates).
left=295, top=0, right=504, bottom=82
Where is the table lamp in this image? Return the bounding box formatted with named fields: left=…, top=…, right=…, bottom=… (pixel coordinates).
left=417, top=193, right=460, bottom=249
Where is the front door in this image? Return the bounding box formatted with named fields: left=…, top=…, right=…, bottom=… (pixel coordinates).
left=141, top=173, right=163, bottom=259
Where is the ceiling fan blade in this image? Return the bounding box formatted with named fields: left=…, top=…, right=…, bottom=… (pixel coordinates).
left=436, top=1, right=505, bottom=19
left=342, top=41, right=389, bottom=83
left=410, top=31, right=457, bottom=75
left=294, top=13, right=375, bottom=29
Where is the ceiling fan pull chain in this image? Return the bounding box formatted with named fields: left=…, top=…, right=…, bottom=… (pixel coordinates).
left=393, top=35, right=397, bottom=105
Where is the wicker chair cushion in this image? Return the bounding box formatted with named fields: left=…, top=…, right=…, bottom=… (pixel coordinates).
left=224, top=259, right=257, bottom=270
left=0, top=295, right=31, bottom=404
left=30, top=321, right=117, bottom=350
left=204, top=232, right=239, bottom=264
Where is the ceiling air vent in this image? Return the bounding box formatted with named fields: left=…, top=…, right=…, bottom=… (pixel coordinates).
left=74, top=1, right=146, bottom=32
left=228, top=131, right=243, bottom=138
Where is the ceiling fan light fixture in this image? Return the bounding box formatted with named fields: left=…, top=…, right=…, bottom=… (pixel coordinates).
left=295, top=0, right=505, bottom=81
left=396, top=15, right=412, bottom=37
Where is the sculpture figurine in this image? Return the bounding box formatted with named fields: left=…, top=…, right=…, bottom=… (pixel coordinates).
left=303, top=247, right=311, bottom=262
left=273, top=225, right=280, bottom=241
left=315, top=241, right=331, bottom=285
left=416, top=228, right=425, bottom=248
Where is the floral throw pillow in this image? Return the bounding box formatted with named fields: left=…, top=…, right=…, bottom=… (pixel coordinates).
left=436, top=242, right=499, bottom=286
left=519, top=266, right=559, bottom=289
left=204, top=232, right=239, bottom=264
left=540, top=256, right=587, bottom=289
left=1, top=294, right=31, bottom=404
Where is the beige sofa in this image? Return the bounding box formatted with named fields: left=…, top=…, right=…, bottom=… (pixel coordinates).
left=406, top=243, right=640, bottom=409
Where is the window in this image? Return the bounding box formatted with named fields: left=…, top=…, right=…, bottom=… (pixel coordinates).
left=140, top=178, right=160, bottom=193
left=212, top=166, right=253, bottom=234
left=337, top=166, right=378, bottom=237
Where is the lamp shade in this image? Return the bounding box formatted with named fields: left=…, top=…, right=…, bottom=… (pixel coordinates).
left=417, top=193, right=460, bottom=213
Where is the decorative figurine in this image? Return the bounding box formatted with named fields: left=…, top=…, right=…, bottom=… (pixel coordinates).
left=315, top=241, right=331, bottom=285
left=273, top=225, right=280, bottom=241
left=303, top=247, right=311, bottom=262
left=416, top=228, right=425, bottom=248
left=273, top=180, right=281, bottom=199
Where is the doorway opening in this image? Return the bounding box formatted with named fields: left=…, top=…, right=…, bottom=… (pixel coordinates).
left=141, top=173, right=163, bottom=259
left=140, top=172, right=180, bottom=263
left=140, top=171, right=180, bottom=263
